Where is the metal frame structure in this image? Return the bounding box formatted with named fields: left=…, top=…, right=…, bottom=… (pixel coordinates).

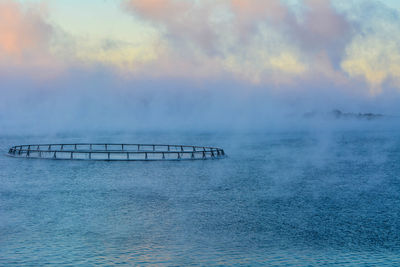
left=7, top=143, right=226, bottom=161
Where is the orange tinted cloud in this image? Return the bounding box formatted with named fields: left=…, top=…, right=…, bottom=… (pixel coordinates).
left=0, top=0, right=57, bottom=73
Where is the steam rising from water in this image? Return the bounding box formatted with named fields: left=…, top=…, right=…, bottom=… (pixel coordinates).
left=1, top=70, right=400, bottom=136
left=1, top=130, right=399, bottom=265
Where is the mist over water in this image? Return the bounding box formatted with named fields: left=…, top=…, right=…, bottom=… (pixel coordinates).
left=1, top=127, right=400, bottom=265
left=1, top=71, right=400, bottom=265
left=1, top=70, right=400, bottom=135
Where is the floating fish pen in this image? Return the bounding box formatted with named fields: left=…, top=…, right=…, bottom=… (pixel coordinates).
left=7, top=143, right=226, bottom=161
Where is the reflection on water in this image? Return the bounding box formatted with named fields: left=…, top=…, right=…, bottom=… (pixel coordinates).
left=0, top=131, right=400, bottom=265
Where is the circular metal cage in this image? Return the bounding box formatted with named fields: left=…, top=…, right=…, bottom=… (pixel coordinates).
left=7, top=143, right=226, bottom=161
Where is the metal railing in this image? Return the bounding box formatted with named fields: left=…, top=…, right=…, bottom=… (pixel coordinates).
left=7, top=143, right=226, bottom=161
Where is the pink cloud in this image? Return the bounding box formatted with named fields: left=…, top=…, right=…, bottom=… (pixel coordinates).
left=124, top=0, right=190, bottom=21
left=228, top=0, right=292, bottom=43
left=0, top=0, right=61, bottom=77
left=231, top=0, right=352, bottom=56
left=124, top=0, right=218, bottom=52
left=123, top=0, right=352, bottom=56
left=295, top=0, right=351, bottom=50
left=230, top=0, right=288, bottom=30
left=122, top=0, right=354, bottom=84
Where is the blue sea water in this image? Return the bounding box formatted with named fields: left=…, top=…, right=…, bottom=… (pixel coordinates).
left=1, top=130, right=400, bottom=266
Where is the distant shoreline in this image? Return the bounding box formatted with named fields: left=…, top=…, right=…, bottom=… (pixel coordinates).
left=304, top=109, right=393, bottom=120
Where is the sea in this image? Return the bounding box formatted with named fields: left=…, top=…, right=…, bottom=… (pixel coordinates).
left=1, top=125, right=400, bottom=265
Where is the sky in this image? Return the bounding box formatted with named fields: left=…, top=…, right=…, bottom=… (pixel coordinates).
left=1, top=0, right=400, bottom=133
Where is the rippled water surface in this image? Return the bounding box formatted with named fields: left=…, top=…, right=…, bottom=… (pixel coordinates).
left=1, top=131, right=400, bottom=265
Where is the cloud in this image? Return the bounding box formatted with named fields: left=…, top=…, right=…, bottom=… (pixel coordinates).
left=120, top=0, right=400, bottom=95
left=123, top=0, right=222, bottom=53
left=295, top=0, right=351, bottom=50
left=341, top=1, right=400, bottom=94
left=73, top=38, right=162, bottom=72
left=0, top=0, right=62, bottom=78
left=120, top=0, right=358, bottom=86
left=1, top=0, right=399, bottom=98
left=230, top=0, right=289, bottom=37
